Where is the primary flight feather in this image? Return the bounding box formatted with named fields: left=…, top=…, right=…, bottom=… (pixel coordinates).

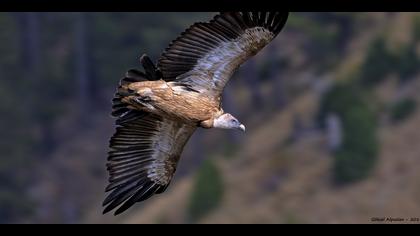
left=104, top=12, right=289, bottom=215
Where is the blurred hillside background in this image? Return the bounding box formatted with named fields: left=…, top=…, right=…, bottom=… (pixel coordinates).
left=1, top=12, right=420, bottom=224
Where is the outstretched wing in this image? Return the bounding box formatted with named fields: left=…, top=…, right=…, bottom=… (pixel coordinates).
left=103, top=114, right=196, bottom=215
left=157, top=12, right=288, bottom=98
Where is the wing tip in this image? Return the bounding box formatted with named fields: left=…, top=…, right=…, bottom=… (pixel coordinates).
left=237, top=12, right=289, bottom=35
left=102, top=182, right=160, bottom=216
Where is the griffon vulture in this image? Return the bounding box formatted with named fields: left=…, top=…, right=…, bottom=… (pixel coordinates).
left=103, top=12, right=289, bottom=215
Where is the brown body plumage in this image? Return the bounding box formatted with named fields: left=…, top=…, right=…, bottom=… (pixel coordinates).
left=122, top=80, right=222, bottom=126
left=103, top=12, right=289, bottom=215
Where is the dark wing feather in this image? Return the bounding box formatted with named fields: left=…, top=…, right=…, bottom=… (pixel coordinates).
left=157, top=12, right=289, bottom=98
left=103, top=113, right=196, bottom=215
left=140, top=54, right=162, bottom=81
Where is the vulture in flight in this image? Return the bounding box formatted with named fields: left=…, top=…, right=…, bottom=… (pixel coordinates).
left=103, top=12, right=289, bottom=215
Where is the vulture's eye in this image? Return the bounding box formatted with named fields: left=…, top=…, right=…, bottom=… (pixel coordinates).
left=230, top=119, right=238, bottom=125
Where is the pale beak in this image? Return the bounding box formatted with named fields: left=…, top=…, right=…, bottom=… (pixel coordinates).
left=239, top=124, right=246, bottom=132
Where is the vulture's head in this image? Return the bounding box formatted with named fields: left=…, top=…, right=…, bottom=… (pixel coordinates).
left=213, top=113, right=245, bottom=132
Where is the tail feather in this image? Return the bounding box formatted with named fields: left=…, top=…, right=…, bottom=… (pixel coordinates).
left=112, top=54, right=160, bottom=124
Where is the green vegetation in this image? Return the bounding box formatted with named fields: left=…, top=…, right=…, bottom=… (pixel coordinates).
left=360, top=36, right=420, bottom=86
left=390, top=98, right=417, bottom=123
left=318, top=84, right=379, bottom=185
left=287, top=13, right=341, bottom=73
left=413, top=14, right=420, bottom=42
left=319, top=29, right=420, bottom=184
left=395, top=44, right=419, bottom=82
left=0, top=13, right=37, bottom=223
left=317, top=83, right=366, bottom=128
left=359, top=37, right=396, bottom=87
left=333, top=105, right=379, bottom=184
left=187, top=159, right=224, bottom=222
